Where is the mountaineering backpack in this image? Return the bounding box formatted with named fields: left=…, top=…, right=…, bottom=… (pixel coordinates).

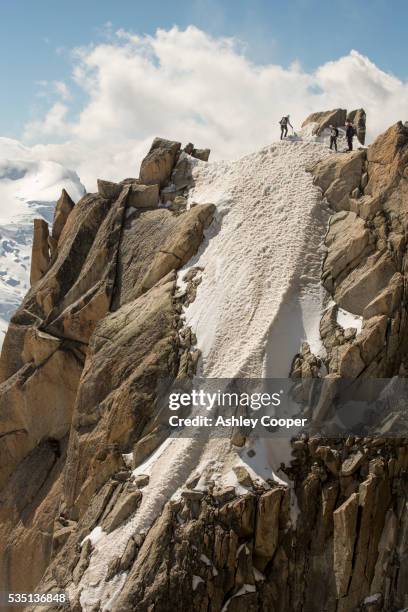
left=346, top=124, right=356, bottom=138
left=280, top=117, right=288, bottom=127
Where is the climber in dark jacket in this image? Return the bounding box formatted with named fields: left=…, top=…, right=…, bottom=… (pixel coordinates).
left=329, top=125, right=339, bottom=151
left=345, top=121, right=356, bottom=151
left=279, top=115, right=293, bottom=139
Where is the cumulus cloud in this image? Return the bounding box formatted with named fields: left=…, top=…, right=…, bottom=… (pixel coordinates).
left=25, top=102, right=71, bottom=139
left=14, top=26, right=408, bottom=189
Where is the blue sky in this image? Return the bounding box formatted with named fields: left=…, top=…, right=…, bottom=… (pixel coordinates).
left=0, top=0, right=407, bottom=138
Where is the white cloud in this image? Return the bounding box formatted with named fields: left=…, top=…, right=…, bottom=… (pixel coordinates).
left=54, top=81, right=71, bottom=100
left=15, top=26, right=408, bottom=190
left=24, top=102, right=71, bottom=140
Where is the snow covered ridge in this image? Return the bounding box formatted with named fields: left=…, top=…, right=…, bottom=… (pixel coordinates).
left=0, top=138, right=85, bottom=342
left=180, top=138, right=332, bottom=378
left=65, top=137, right=334, bottom=608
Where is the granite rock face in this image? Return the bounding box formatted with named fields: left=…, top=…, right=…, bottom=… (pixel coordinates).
left=0, top=137, right=214, bottom=608
left=30, top=219, right=50, bottom=285
left=311, top=121, right=408, bottom=377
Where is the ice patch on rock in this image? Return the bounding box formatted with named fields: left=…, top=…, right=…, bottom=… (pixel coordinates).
left=336, top=306, right=363, bottom=334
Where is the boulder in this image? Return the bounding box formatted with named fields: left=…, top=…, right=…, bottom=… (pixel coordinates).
left=120, top=177, right=140, bottom=186
left=133, top=474, right=149, bottom=488
left=97, top=179, right=122, bottom=200
left=232, top=466, right=253, bottom=487
left=140, top=137, right=181, bottom=187
left=0, top=321, right=37, bottom=383
left=182, top=143, right=210, bottom=162
left=316, top=446, right=341, bottom=476
left=213, top=486, right=236, bottom=505
left=341, top=451, right=365, bottom=476
left=128, top=184, right=159, bottom=208
left=220, top=493, right=256, bottom=538
left=181, top=489, right=204, bottom=501
left=192, top=148, right=210, bottom=162
left=302, top=108, right=347, bottom=135
left=113, top=470, right=131, bottom=482
left=347, top=109, right=366, bottom=145
left=30, top=219, right=50, bottom=285
left=168, top=195, right=187, bottom=213
left=184, top=142, right=194, bottom=155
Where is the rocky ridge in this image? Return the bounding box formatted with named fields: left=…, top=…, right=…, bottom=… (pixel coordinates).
left=0, top=119, right=407, bottom=612
left=0, top=137, right=214, bottom=605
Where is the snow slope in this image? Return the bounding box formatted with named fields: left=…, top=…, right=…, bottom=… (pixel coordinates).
left=73, top=135, right=334, bottom=610
left=183, top=139, right=332, bottom=377
left=0, top=138, right=84, bottom=342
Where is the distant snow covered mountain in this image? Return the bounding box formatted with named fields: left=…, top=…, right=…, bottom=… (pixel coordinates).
left=0, top=137, right=85, bottom=343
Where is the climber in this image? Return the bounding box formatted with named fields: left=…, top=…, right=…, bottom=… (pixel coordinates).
left=329, top=125, right=339, bottom=152
left=279, top=115, right=293, bottom=140
left=345, top=121, right=356, bottom=152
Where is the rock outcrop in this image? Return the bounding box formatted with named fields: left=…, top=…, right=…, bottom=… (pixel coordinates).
left=140, top=137, right=181, bottom=186
left=302, top=108, right=347, bottom=134
left=311, top=121, right=408, bottom=377
left=303, top=107, right=367, bottom=143
left=52, top=188, right=75, bottom=246
left=284, top=121, right=408, bottom=610
left=30, top=219, right=50, bottom=285
left=347, top=108, right=367, bottom=144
